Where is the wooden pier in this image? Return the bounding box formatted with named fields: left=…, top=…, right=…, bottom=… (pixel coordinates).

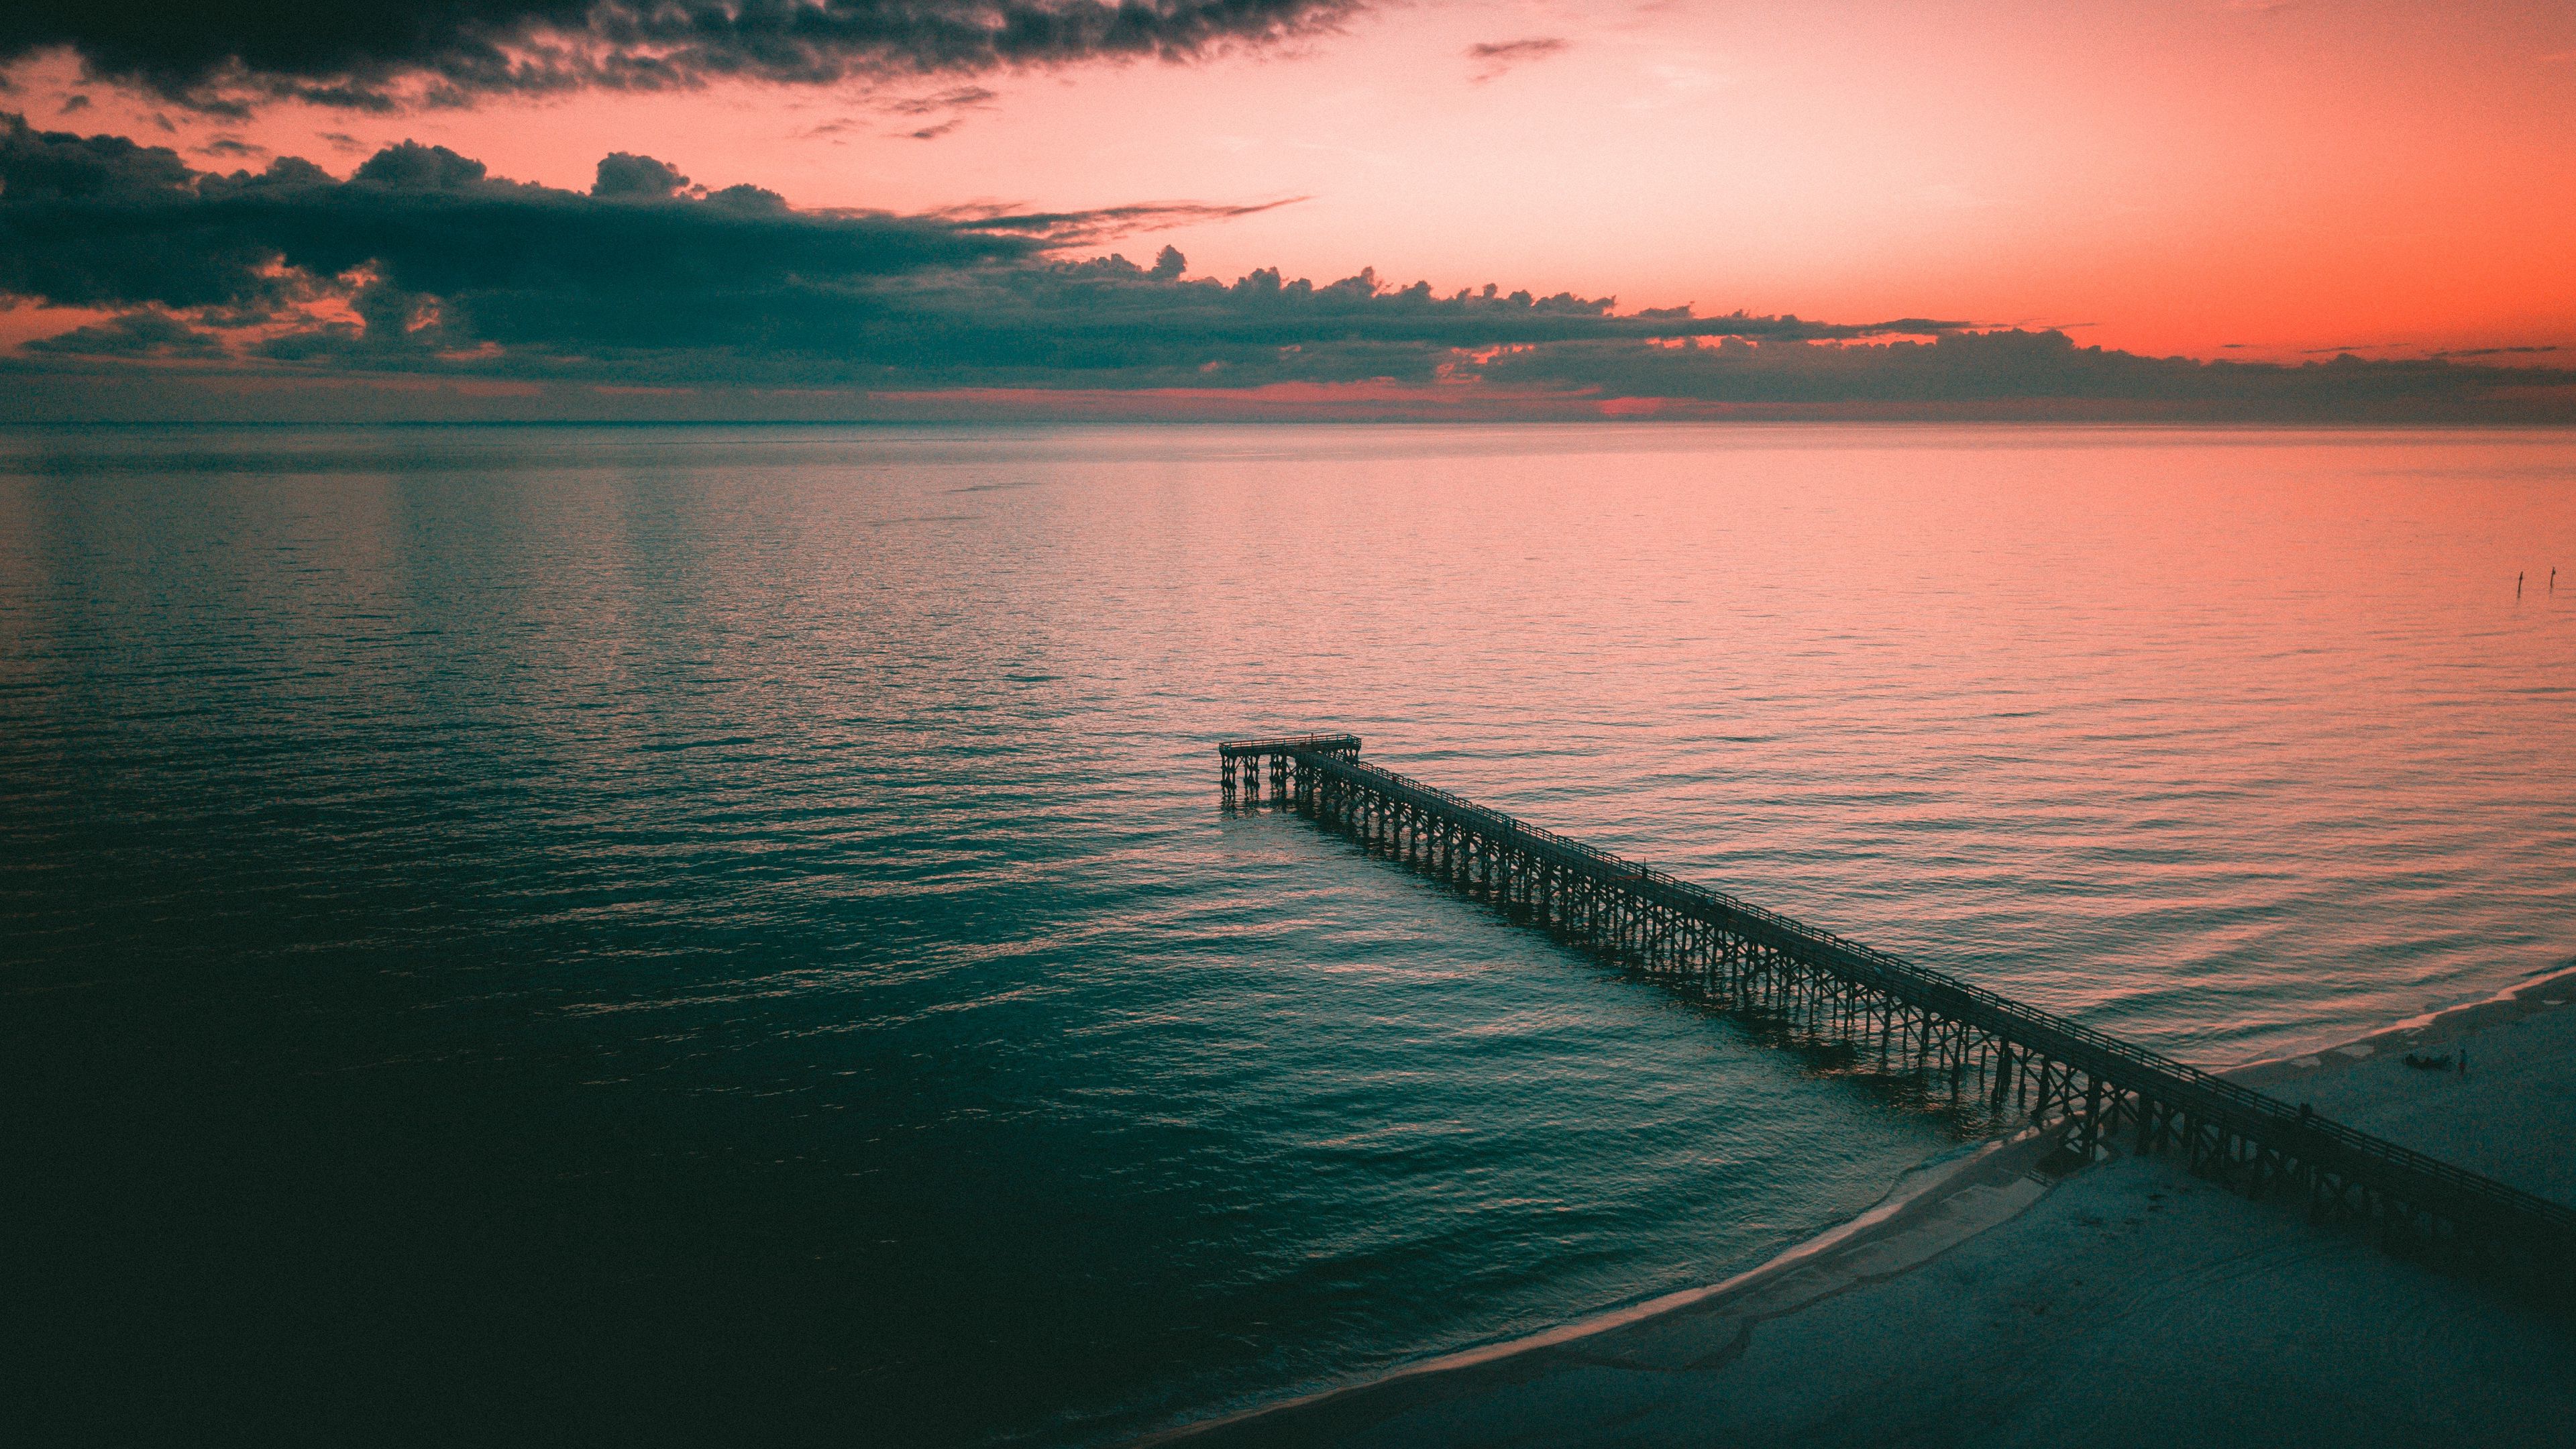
left=1220, top=733, right=2576, bottom=1295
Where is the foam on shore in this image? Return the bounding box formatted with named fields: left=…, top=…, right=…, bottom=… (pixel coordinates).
left=1149, top=968, right=2576, bottom=1447
left=2233, top=959, right=2576, bottom=1083
left=1146, top=1122, right=2075, bottom=1445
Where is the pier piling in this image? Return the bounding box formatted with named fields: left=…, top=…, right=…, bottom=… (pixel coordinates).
left=1219, top=733, right=2576, bottom=1299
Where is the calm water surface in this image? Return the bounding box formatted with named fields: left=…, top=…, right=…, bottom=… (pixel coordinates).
left=2, top=424, right=2571, bottom=1445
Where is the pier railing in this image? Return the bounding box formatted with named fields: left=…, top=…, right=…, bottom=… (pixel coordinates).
left=1220, top=733, right=2576, bottom=1289
left=1218, top=733, right=1361, bottom=760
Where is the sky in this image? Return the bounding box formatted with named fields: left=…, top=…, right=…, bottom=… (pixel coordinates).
left=3, top=0, right=2574, bottom=421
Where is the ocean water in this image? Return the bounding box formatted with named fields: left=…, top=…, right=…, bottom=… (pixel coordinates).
left=2, top=423, right=2571, bottom=1446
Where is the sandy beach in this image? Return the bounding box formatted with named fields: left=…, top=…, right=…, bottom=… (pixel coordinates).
left=1161, top=967, right=2576, bottom=1448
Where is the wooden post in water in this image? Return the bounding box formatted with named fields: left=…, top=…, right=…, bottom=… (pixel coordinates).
left=1216, top=731, right=2576, bottom=1304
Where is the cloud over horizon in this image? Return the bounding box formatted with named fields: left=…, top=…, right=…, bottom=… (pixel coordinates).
left=3, top=115, right=2572, bottom=423
left=1464, top=38, right=1565, bottom=83
left=0, top=0, right=1365, bottom=113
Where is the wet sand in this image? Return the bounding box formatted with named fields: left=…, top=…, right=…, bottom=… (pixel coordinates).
left=1159, top=967, right=2576, bottom=1448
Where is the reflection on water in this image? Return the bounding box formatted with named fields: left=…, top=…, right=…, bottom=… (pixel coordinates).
left=1, top=425, right=2571, bottom=1445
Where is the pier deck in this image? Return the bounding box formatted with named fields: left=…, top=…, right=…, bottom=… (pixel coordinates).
left=1219, top=733, right=2576, bottom=1295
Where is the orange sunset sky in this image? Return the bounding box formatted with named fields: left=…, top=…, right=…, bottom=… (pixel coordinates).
left=12, top=0, right=2574, bottom=360
left=4, top=0, right=2574, bottom=421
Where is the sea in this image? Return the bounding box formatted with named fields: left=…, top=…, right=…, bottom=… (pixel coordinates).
left=2, top=423, right=2570, bottom=1446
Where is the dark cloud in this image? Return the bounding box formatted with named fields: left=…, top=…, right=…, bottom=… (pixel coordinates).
left=942, top=196, right=1306, bottom=245
left=5, top=117, right=2570, bottom=421
left=1470, top=331, right=2576, bottom=420
left=0, top=115, right=1050, bottom=325
left=0, top=1, right=1364, bottom=113
left=798, top=85, right=996, bottom=142
left=1466, top=37, right=1565, bottom=82
left=890, top=83, right=996, bottom=138
left=885, top=85, right=996, bottom=116
left=21, top=306, right=224, bottom=357
left=590, top=150, right=689, bottom=198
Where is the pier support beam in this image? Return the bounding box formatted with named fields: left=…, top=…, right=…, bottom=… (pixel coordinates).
left=1215, top=732, right=2576, bottom=1300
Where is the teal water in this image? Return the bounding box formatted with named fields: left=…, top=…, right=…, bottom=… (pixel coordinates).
left=2, top=424, right=2571, bottom=1446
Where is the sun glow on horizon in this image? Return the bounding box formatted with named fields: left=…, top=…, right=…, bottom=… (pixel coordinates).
left=5, top=0, right=2573, bottom=421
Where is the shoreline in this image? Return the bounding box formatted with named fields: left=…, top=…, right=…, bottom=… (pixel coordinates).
left=1151, top=963, right=2576, bottom=1446
left=2229, top=961, right=2576, bottom=1089
left=1142, top=1120, right=2073, bottom=1446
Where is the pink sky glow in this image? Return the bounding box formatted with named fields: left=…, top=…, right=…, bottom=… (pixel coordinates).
left=13, top=1, right=2574, bottom=362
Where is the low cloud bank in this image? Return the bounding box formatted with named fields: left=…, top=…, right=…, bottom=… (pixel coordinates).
left=4, top=116, right=2571, bottom=422
left=1474, top=333, right=2576, bottom=421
